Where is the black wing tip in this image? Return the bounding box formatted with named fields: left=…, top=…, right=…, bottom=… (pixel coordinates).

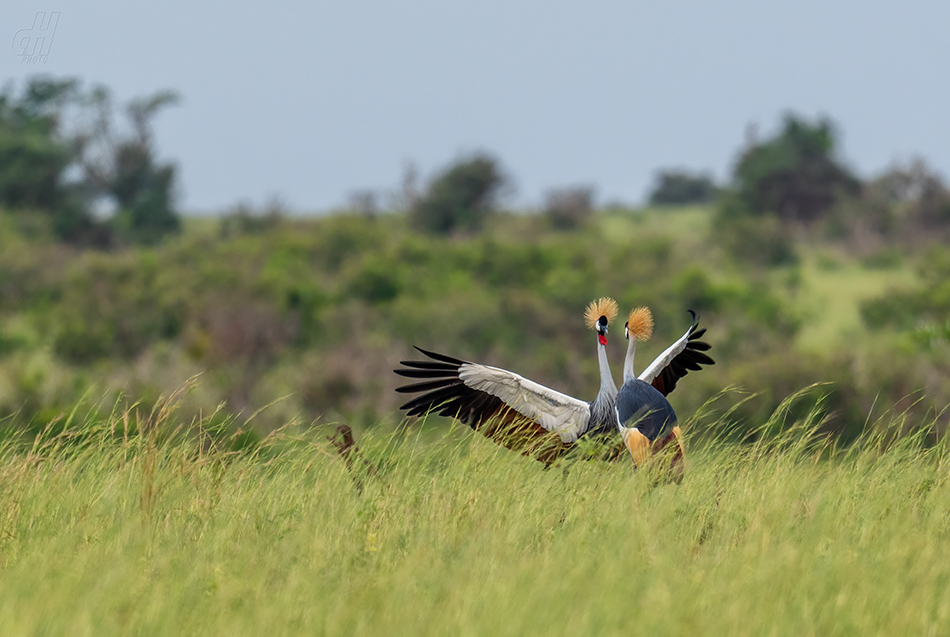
left=412, top=346, right=467, bottom=366
left=649, top=310, right=715, bottom=397
left=696, top=352, right=716, bottom=366
left=687, top=309, right=702, bottom=330
left=413, top=346, right=442, bottom=358
left=395, top=348, right=467, bottom=380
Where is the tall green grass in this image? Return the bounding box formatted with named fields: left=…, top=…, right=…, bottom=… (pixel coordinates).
left=1, top=389, right=948, bottom=636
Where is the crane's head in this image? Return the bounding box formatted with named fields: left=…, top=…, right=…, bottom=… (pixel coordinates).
left=625, top=306, right=654, bottom=342
left=584, top=297, right=618, bottom=346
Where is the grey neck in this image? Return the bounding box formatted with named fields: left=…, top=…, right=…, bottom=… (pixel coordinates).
left=588, top=338, right=618, bottom=433
left=623, top=337, right=637, bottom=383
left=597, top=338, right=618, bottom=400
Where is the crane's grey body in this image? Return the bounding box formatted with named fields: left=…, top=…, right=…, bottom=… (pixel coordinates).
left=615, top=378, right=677, bottom=441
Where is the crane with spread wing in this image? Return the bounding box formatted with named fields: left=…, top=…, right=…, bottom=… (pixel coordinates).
left=616, top=307, right=715, bottom=477
left=394, top=297, right=621, bottom=465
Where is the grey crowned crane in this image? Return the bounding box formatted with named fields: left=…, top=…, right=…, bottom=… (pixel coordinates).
left=615, top=307, right=715, bottom=473
left=393, top=298, right=621, bottom=465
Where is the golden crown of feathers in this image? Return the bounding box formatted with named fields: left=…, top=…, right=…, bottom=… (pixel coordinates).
left=626, top=306, right=654, bottom=341
left=584, top=297, right=619, bottom=330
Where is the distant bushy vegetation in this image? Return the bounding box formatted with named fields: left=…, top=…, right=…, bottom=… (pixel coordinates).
left=713, top=114, right=950, bottom=267
left=648, top=170, right=718, bottom=206
left=1, top=96, right=950, bottom=446
left=861, top=245, right=950, bottom=337
left=2, top=200, right=948, bottom=444
left=410, top=154, right=506, bottom=234
left=0, top=77, right=181, bottom=246
left=732, top=114, right=860, bottom=223
left=543, top=186, right=595, bottom=230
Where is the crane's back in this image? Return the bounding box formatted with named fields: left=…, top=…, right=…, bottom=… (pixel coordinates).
left=616, top=379, right=677, bottom=441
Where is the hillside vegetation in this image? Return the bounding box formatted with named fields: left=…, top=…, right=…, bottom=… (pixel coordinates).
left=1, top=200, right=948, bottom=445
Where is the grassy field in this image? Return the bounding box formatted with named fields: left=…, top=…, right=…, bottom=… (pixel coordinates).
left=1, top=391, right=948, bottom=636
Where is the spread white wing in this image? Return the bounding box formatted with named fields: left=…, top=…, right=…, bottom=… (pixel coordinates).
left=457, top=363, right=592, bottom=442
left=395, top=348, right=594, bottom=463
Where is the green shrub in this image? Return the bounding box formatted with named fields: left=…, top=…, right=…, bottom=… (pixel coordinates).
left=411, top=154, right=506, bottom=234
left=861, top=246, right=950, bottom=331
left=648, top=170, right=718, bottom=205
left=713, top=203, right=798, bottom=266
left=543, top=186, right=594, bottom=230
left=350, top=257, right=402, bottom=304
left=51, top=255, right=185, bottom=363
left=733, top=113, right=859, bottom=223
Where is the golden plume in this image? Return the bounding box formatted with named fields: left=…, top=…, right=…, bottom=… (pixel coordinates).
left=584, top=297, right=619, bottom=331
left=626, top=306, right=654, bottom=341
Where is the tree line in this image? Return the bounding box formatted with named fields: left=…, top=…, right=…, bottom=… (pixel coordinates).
left=0, top=77, right=180, bottom=246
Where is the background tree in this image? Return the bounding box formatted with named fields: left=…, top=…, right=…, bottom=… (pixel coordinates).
left=0, top=78, right=107, bottom=244
left=712, top=113, right=861, bottom=266
left=733, top=114, right=860, bottom=223
left=0, top=76, right=181, bottom=247
left=77, top=87, right=182, bottom=245
left=411, top=154, right=506, bottom=234
left=648, top=170, right=717, bottom=206
left=871, top=159, right=950, bottom=231
left=543, top=186, right=594, bottom=230
left=0, top=78, right=74, bottom=211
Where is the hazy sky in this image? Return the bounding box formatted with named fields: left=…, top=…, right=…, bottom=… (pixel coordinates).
left=2, top=1, right=948, bottom=213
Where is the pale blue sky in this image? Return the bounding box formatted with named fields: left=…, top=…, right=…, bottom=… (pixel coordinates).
left=2, top=1, right=948, bottom=213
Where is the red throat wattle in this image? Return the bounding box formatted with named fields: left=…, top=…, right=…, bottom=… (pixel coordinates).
left=598, top=333, right=607, bottom=346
